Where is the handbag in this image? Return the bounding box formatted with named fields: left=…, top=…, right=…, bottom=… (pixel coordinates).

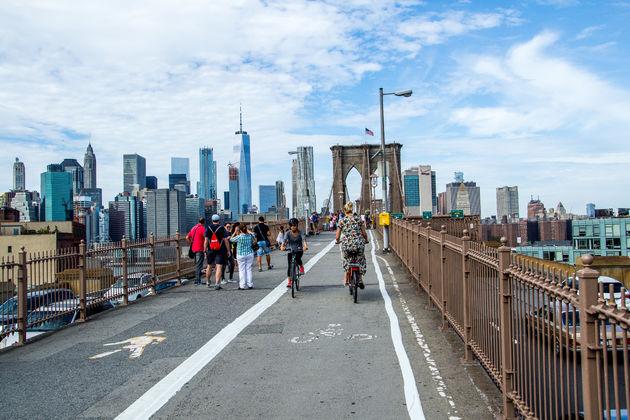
left=251, top=234, right=259, bottom=252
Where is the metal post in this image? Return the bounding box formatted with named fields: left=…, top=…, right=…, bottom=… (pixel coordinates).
left=150, top=233, right=156, bottom=294
left=498, top=237, right=515, bottom=419
left=17, top=246, right=27, bottom=346
left=175, top=230, right=182, bottom=286
left=578, top=254, right=600, bottom=419
left=461, top=230, right=474, bottom=364
left=440, top=225, right=447, bottom=331
left=122, top=236, right=128, bottom=306
left=426, top=221, right=433, bottom=309
left=78, top=240, right=87, bottom=322
left=379, top=88, right=390, bottom=252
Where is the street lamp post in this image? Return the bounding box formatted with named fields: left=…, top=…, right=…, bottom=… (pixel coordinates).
left=379, top=87, right=412, bottom=251
left=370, top=174, right=377, bottom=229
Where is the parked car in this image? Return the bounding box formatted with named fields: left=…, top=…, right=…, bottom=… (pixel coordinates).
left=0, top=288, right=76, bottom=329
left=564, top=275, right=630, bottom=308
left=0, top=297, right=113, bottom=348
left=527, top=301, right=628, bottom=352
left=103, top=273, right=155, bottom=305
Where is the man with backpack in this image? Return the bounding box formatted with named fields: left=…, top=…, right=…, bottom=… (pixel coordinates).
left=204, top=214, right=231, bottom=290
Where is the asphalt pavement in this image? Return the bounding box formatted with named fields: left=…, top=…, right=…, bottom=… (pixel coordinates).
left=0, top=230, right=501, bottom=420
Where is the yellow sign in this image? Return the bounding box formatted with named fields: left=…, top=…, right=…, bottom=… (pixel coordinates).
left=379, top=212, right=390, bottom=226
left=89, top=331, right=166, bottom=359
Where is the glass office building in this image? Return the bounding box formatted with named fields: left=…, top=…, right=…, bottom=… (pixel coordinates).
left=41, top=164, right=73, bottom=221
left=199, top=148, right=217, bottom=200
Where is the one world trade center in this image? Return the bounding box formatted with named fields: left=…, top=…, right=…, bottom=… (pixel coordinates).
left=232, top=108, right=251, bottom=215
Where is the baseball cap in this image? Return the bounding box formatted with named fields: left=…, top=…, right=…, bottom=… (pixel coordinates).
left=212, top=214, right=220, bottom=222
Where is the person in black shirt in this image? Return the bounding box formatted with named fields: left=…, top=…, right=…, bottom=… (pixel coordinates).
left=254, top=216, right=274, bottom=272
left=204, top=214, right=231, bottom=290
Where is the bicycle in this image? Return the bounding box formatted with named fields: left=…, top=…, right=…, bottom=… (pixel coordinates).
left=288, top=251, right=302, bottom=298
left=347, top=250, right=361, bottom=303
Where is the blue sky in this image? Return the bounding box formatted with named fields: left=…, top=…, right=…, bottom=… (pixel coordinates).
left=1, top=0, right=629, bottom=217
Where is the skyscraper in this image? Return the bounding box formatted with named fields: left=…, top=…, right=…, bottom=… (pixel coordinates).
left=445, top=173, right=480, bottom=215
left=259, top=185, right=276, bottom=213
left=40, top=164, right=73, bottom=221
left=84, top=143, right=97, bottom=189
left=123, top=154, right=146, bottom=193
left=228, top=165, right=239, bottom=221
left=233, top=109, right=251, bottom=215
left=185, top=195, right=204, bottom=232
left=199, top=148, right=217, bottom=200
left=402, top=168, right=420, bottom=216
left=402, top=165, right=435, bottom=216
left=60, top=158, right=84, bottom=195
left=496, top=186, right=519, bottom=221
left=146, top=176, right=158, bottom=190
left=275, top=180, right=285, bottom=209
left=145, top=189, right=186, bottom=237
left=13, top=158, right=25, bottom=191
left=291, top=146, right=316, bottom=219
left=171, top=157, right=190, bottom=180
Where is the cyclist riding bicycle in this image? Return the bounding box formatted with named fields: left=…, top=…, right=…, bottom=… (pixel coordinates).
left=335, top=201, right=369, bottom=288
left=280, top=218, right=308, bottom=288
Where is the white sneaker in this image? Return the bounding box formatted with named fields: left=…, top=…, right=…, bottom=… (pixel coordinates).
left=220, top=280, right=228, bottom=285
left=227, top=279, right=238, bottom=283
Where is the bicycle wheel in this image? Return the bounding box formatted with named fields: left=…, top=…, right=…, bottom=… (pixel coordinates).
left=352, top=271, right=358, bottom=303
left=295, top=266, right=300, bottom=291
left=291, top=262, right=296, bottom=298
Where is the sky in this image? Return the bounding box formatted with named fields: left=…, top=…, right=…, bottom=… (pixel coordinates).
left=1, top=0, right=629, bottom=218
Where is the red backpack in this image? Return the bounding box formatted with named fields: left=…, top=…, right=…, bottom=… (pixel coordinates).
left=209, top=226, right=221, bottom=251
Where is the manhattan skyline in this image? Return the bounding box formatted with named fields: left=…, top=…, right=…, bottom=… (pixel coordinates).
left=1, top=1, right=629, bottom=216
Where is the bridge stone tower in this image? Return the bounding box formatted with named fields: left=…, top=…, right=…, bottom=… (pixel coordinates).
left=331, top=143, right=403, bottom=215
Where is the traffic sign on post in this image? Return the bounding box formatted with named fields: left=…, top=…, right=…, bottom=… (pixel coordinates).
left=422, top=211, right=432, bottom=219
left=450, top=210, right=464, bottom=218
left=390, top=213, right=403, bottom=219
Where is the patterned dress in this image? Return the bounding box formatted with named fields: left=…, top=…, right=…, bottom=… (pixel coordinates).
left=338, top=215, right=367, bottom=275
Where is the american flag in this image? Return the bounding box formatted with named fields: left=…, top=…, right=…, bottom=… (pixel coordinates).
left=365, top=128, right=374, bottom=136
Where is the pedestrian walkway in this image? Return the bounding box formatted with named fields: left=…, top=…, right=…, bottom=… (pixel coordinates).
left=0, top=231, right=501, bottom=419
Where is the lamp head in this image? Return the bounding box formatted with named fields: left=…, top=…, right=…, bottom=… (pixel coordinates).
left=394, top=89, right=413, bottom=97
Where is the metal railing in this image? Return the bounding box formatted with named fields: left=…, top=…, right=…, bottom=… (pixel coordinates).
left=390, top=218, right=630, bottom=419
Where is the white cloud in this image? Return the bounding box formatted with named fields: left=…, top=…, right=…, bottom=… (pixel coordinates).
left=448, top=32, right=630, bottom=137
left=575, top=24, right=605, bottom=40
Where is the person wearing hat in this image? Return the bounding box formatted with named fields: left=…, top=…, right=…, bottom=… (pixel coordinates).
left=203, top=214, right=231, bottom=290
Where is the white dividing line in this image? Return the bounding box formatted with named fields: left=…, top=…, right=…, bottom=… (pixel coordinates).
left=376, top=255, right=460, bottom=420
left=115, top=240, right=337, bottom=420
left=369, top=230, right=425, bottom=420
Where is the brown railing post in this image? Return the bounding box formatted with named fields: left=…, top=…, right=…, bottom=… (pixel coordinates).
left=150, top=233, right=156, bottom=294
left=175, top=230, right=182, bottom=286
left=78, top=240, right=87, bottom=322
left=122, top=236, right=128, bottom=306
left=17, top=246, right=27, bottom=346
left=577, top=254, right=600, bottom=419
left=498, top=237, right=515, bottom=419
left=440, top=225, right=447, bottom=330
left=461, top=230, right=474, bottom=364
left=426, top=221, right=433, bottom=309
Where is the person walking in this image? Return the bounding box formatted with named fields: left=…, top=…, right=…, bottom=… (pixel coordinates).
left=335, top=202, right=369, bottom=288
left=186, top=217, right=206, bottom=285
left=254, top=216, right=274, bottom=272
left=204, top=214, right=231, bottom=290
left=275, top=225, right=285, bottom=249
left=221, top=222, right=238, bottom=283
left=310, top=212, right=320, bottom=235
left=230, top=223, right=256, bottom=290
